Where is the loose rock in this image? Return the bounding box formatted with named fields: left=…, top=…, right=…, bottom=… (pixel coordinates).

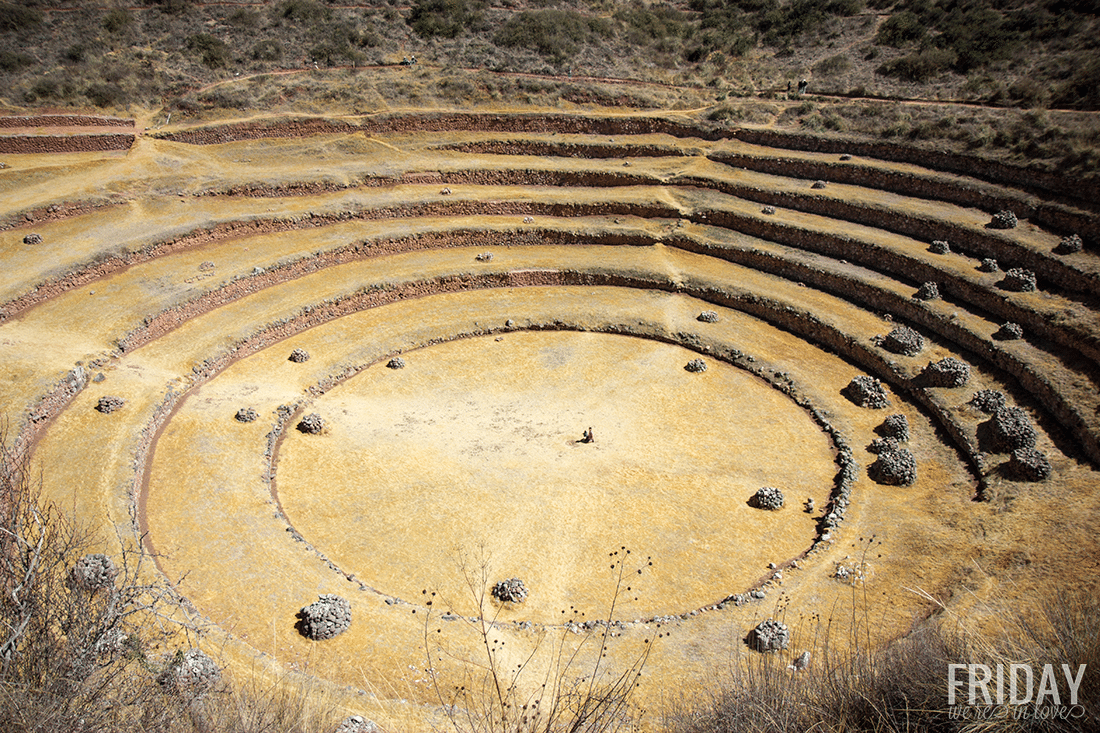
left=492, top=577, right=528, bottom=604
left=842, top=375, right=890, bottom=409
left=475, top=252, right=493, bottom=262
left=298, top=595, right=352, bottom=640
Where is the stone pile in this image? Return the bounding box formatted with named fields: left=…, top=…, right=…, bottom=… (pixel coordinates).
left=751, top=486, right=784, bottom=510
left=811, top=180, right=827, bottom=189
left=685, top=358, right=707, bottom=373
left=994, top=322, right=1024, bottom=340
left=95, top=395, right=125, bottom=413
left=748, top=619, right=790, bottom=652
left=920, top=357, right=970, bottom=387
left=843, top=375, right=890, bottom=408
left=297, top=413, right=326, bottom=434
left=881, top=413, right=910, bottom=442
left=23, top=233, right=42, bottom=245
left=235, top=407, right=258, bottom=423
left=1055, top=234, right=1083, bottom=254
left=335, top=716, right=380, bottom=733
left=492, top=577, right=529, bottom=604
left=868, top=436, right=899, bottom=454
left=697, top=310, right=719, bottom=323
left=158, top=648, right=221, bottom=696
left=1000, top=268, right=1037, bottom=292
left=298, top=595, right=352, bottom=640
left=761, top=205, right=776, bottom=215
left=870, top=448, right=917, bottom=486
left=387, top=356, right=406, bottom=369
left=881, top=325, right=924, bottom=356
left=979, top=258, right=999, bottom=273
left=989, top=210, right=1018, bottom=229
left=913, top=281, right=940, bottom=301
left=989, top=406, right=1037, bottom=451
left=1008, top=447, right=1052, bottom=482
left=969, top=389, right=1006, bottom=414
left=69, top=553, right=118, bottom=591
left=929, top=240, right=950, bottom=254
left=288, top=348, right=310, bottom=363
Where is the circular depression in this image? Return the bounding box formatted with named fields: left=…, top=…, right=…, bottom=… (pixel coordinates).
left=274, top=330, right=837, bottom=623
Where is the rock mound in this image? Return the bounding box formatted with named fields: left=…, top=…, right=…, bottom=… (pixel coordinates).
left=23, top=233, right=42, bottom=245
left=881, top=325, right=924, bottom=356
left=920, top=357, right=970, bottom=388
left=297, top=413, right=326, bottom=434
left=989, top=407, right=1037, bottom=452
left=684, top=358, right=707, bottom=373
left=993, top=322, right=1024, bottom=341
left=748, top=619, right=789, bottom=652
left=869, top=448, right=917, bottom=486
left=913, top=281, right=940, bottom=301
left=929, top=240, right=950, bottom=254
left=969, top=389, right=1006, bottom=414
left=880, top=413, right=910, bottom=442
left=492, top=577, right=529, bottom=604
left=95, top=395, right=125, bottom=413
left=999, top=268, right=1036, bottom=292
left=842, top=375, right=890, bottom=408
left=697, top=310, right=719, bottom=323
left=298, top=595, right=352, bottom=640
left=158, top=648, right=221, bottom=696
left=235, top=407, right=258, bottom=423
left=979, top=258, right=999, bottom=273
left=70, top=553, right=118, bottom=591
left=288, top=348, right=310, bottom=363
left=387, top=356, right=406, bottom=369
left=1008, top=447, right=1052, bottom=482
left=989, top=210, right=1018, bottom=229
left=750, top=486, right=784, bottom=510
left=1055, top=234, right=1083, bottom=254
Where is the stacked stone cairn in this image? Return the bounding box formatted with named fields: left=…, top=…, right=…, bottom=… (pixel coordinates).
left=288, top=348, right=310, bottom=363
left=492, top=577, right=529, bottom=604
left=235, top=407, right=259, bottom=423
left=23, top=233, right=43, bottom=245
left=697, top=310, right=719, bottom=323
left=1055, top=234, right=1083, bottom=254
left=748, top=619, right=790, bottom=652
left=869, top=447, right=917, bottom=486
left=1008, top=447, right=1052, bottom=482
left=387, top=356, right=406, bottom=369
left=1000, top=268, right=1037, bottom=292
left=969, top=389, right=1006, bottom=414
left=881, top=325, right=924, bottom=356
left=297, top=413, right=326, bottom=434
left=843, top=375, right=890, bottom=408
left=994, top=322, right=1024, bottom=341
left=979, top=258, right=1000, bottom=273
left=95, top=395, right=125, bottom=413
left=989, top=210, right=1018, bottom=229
left=913, top=281, right=940, bottom=301
left=685, top=358, right=707, bottom=373
left=989, top=406, right=1037, bottom=452
left=158, top=648, right=221, bottom=696
left=811, top=180, right=827, bottom=189
left=751, top=486, right=785, bottom=510
left=929, top=240, right=951, bottom=255
left=70, top=553, right=118, bottom=591
left=298, top=595, right=352, bottom=640
left=920, top=357, right=971, bottom=388
left=881, top=413, right=910, bottom=442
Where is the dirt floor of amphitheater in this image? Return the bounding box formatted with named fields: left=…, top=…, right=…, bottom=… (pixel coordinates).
left=3, top=109, right=1099, bottom=731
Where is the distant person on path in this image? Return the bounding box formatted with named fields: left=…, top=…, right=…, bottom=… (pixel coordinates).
left=797, top=78, right=808, bottom=96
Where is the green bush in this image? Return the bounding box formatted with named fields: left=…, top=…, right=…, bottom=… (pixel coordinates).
left=875, top=10, right=925, bottom=47
left=877, top=46, right=957, bottom=83
left=0, top=49, right=33, bottom=71
left=0, top=2, right=42, bottom=32
left=814, top=53, right=852, bottom=77
left=186, top=34, right=231, bottom=69
left=407, top=0, right=484, bottom=39
left=102, top=8, right=132, bottom=34
left=614, top=1, right=689, bottom=46
left=494, top=9, right=611, bottom=61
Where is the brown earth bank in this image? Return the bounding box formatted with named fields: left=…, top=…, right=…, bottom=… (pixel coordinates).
left=0, top=133, right=135, bottom=154
left=0, top=114, right=135, bottom=128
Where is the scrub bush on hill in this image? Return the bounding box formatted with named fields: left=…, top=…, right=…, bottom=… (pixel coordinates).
left=407, top=0, right=486, bottom=40
left=187, top=33, right=231, bottom=69
left=494, top=9, right=612, bottom=62
left=0, top=3, right=42, bottom=32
